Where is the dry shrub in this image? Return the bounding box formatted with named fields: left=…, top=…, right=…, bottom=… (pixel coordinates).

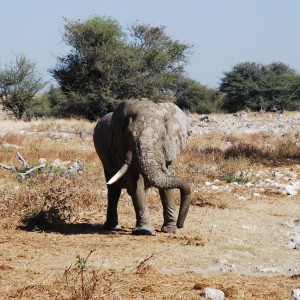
left=219, top=157, right=252, bottom=183
left=1, top=172, right=102, bottom=231
left=224, top=138, right=300, bottom=164
left=18, top=176, right=75, bottom=231
left=224, top=142, right=270, bottom=161
left=0, top=133, right=26, bottom=146
left=275, top=139, right=300, bottom=160
left=179, top=134, right=225, bottom=182
left=63, top=250, right=102, bottom=300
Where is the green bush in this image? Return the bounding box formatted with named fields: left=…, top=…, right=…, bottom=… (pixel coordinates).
left=50, top=16, right=193, bottom=120
left=175, top=77, right=221, bottom=113
left=219, top=62, right=300, bottom=112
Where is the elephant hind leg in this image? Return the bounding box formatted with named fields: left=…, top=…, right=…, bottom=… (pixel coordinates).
left=159, top=189, right=179, bottom=233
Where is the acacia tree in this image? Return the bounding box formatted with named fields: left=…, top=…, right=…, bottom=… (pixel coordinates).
left=220, top=62, right=300, bottom=112
left=175, top=77, right=221, bottom=113
left=50, top=16, right=193, bottom=120
left=0, top=55, right=46, bottom=119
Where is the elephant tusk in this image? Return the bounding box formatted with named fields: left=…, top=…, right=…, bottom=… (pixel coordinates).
left=107, top=164, right=129, bottom=185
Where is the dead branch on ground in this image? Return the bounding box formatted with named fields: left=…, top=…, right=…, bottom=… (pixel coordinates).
left=0, top=152, right=46, bottom=178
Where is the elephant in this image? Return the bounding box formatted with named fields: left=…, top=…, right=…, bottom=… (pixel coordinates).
left=93, top=99, right=191, bottom=235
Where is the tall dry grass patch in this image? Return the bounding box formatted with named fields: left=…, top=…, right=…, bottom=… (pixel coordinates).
left=2, top=171, right=105, bottom=231
left=27, top=118, right=96, bottom=134
left=181, top=129, right=300, bottom=185
left=0, top=118, right=96, bottom=136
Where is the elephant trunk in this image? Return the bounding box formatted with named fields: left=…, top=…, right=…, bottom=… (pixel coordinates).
left=137, top=142, right=191, bottom=228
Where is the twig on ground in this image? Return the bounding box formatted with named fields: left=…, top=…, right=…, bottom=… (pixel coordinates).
left=0, top=163, right=17, bottom=172
left=16, top=151, right=29, bottom=168
left=0, top=152, right=46, bottom=178
left=19, top=163, right=46, bottom=179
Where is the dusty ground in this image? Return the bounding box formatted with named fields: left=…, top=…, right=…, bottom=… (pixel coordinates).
left=0, top=113, right=299, bottom=299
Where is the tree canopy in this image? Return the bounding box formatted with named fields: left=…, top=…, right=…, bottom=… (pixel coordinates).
left=0, top=55, right=46, bottom=119
left=50, top=16, right=194, bottom=120
left=219, top=62, right=300, bottom=112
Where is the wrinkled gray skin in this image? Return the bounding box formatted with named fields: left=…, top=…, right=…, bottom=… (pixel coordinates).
left=93, top=99, right=191, bottom=235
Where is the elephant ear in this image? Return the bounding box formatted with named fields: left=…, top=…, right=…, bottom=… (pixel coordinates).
left=158, top=102, right=190, bottom=162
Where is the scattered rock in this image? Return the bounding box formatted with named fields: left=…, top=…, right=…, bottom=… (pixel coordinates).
left=240, top=225, right=255, bottom=231
left=2, top=143, right=19, bottom=149
left=285, top=183, right=299, bottom=196
left=51, top=159, right=71, bottom=169
left=50, top=159, right=84, bottom=177
left=233, top=111, right=248, bottom=118
left=39, top=158, right=47, bottom=165
left=256, top=266, right=280, bottom=273
left=218, top=258, right=237, bottom=272
left=200, top=115, right=212, bottom=123
left=291, top=289, right=300, bottom=300
left=200, top=288, right=225, bottom=300
left=65, top=160, right=84, bottom=175
left=290, top=235, right=300, bottom=250
left=252, top=192, right=261, bottom=197
left=272, top=171, right=283, bottom=178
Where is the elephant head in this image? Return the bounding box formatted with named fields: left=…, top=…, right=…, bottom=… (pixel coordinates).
left=106, top=99, right=191, bottom=229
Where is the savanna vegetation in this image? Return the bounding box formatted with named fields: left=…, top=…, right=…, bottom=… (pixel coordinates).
left=1, top=16, right=299, bottom=120
left=1, top=14, right=300, bottom=300
left=0, top=114, right=299, bottom=299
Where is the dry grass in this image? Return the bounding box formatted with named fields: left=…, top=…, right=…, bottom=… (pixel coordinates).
left=1, top=116, right=300, bottom=299
left=0, top=118, right=96, bottom=134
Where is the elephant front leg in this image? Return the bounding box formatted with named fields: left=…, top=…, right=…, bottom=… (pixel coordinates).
left=127, top=174, right=155, bottom=236
left=159, top=189, right=179, bottom=233
left=103, top=185, right=122, bottom=230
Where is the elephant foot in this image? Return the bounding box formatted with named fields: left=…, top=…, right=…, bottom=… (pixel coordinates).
left=161, top=224, right=181, bottom=234
left=132, top=225, right=155, bottom=236
left=102, top=221, right=122, bottom=231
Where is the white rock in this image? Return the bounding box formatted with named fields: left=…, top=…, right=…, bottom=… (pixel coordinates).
left=256, top=266, right=279, bottom=273
left=288, top=241, right=297, bottom=249
left=238, top=196, right=247, bottom=201
left=252, top=192, right=261, bottom=197
left=39, top=158, right=47, bottom=164
left=218, top=258, right=228, bottom=265
left=291, top=235, right=300, bottom=249
left=286, top=171, right=297, bottom=178
left=291, top=289, right=300, bottom=300
left=285, top=184, right=298, bottom=196
left=272, top=171, right=283, bottom=178
left=2, top=143, right=19, bottom=149
left=218, top=258, right=237, bottom=272
left=200, top=288, right=225, bottom=300
left=241, top=225, right=255, bottom=231
left=211, top=185, right=220, bottom=191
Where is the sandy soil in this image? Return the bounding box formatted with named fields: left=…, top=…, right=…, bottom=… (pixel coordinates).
left=0, top=114, right=300, bottom=299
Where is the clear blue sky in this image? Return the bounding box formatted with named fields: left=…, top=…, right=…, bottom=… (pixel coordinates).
left=1, top=0, right=299, bottom=89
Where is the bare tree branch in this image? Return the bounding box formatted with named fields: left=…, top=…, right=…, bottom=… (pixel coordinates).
left=0, top=152, right=46, bottom=178
left=16, top=151, right=29, bottom=168
left=19, top=163, right=46, bottom=179
left=0, top=163, right=17, bottom=172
